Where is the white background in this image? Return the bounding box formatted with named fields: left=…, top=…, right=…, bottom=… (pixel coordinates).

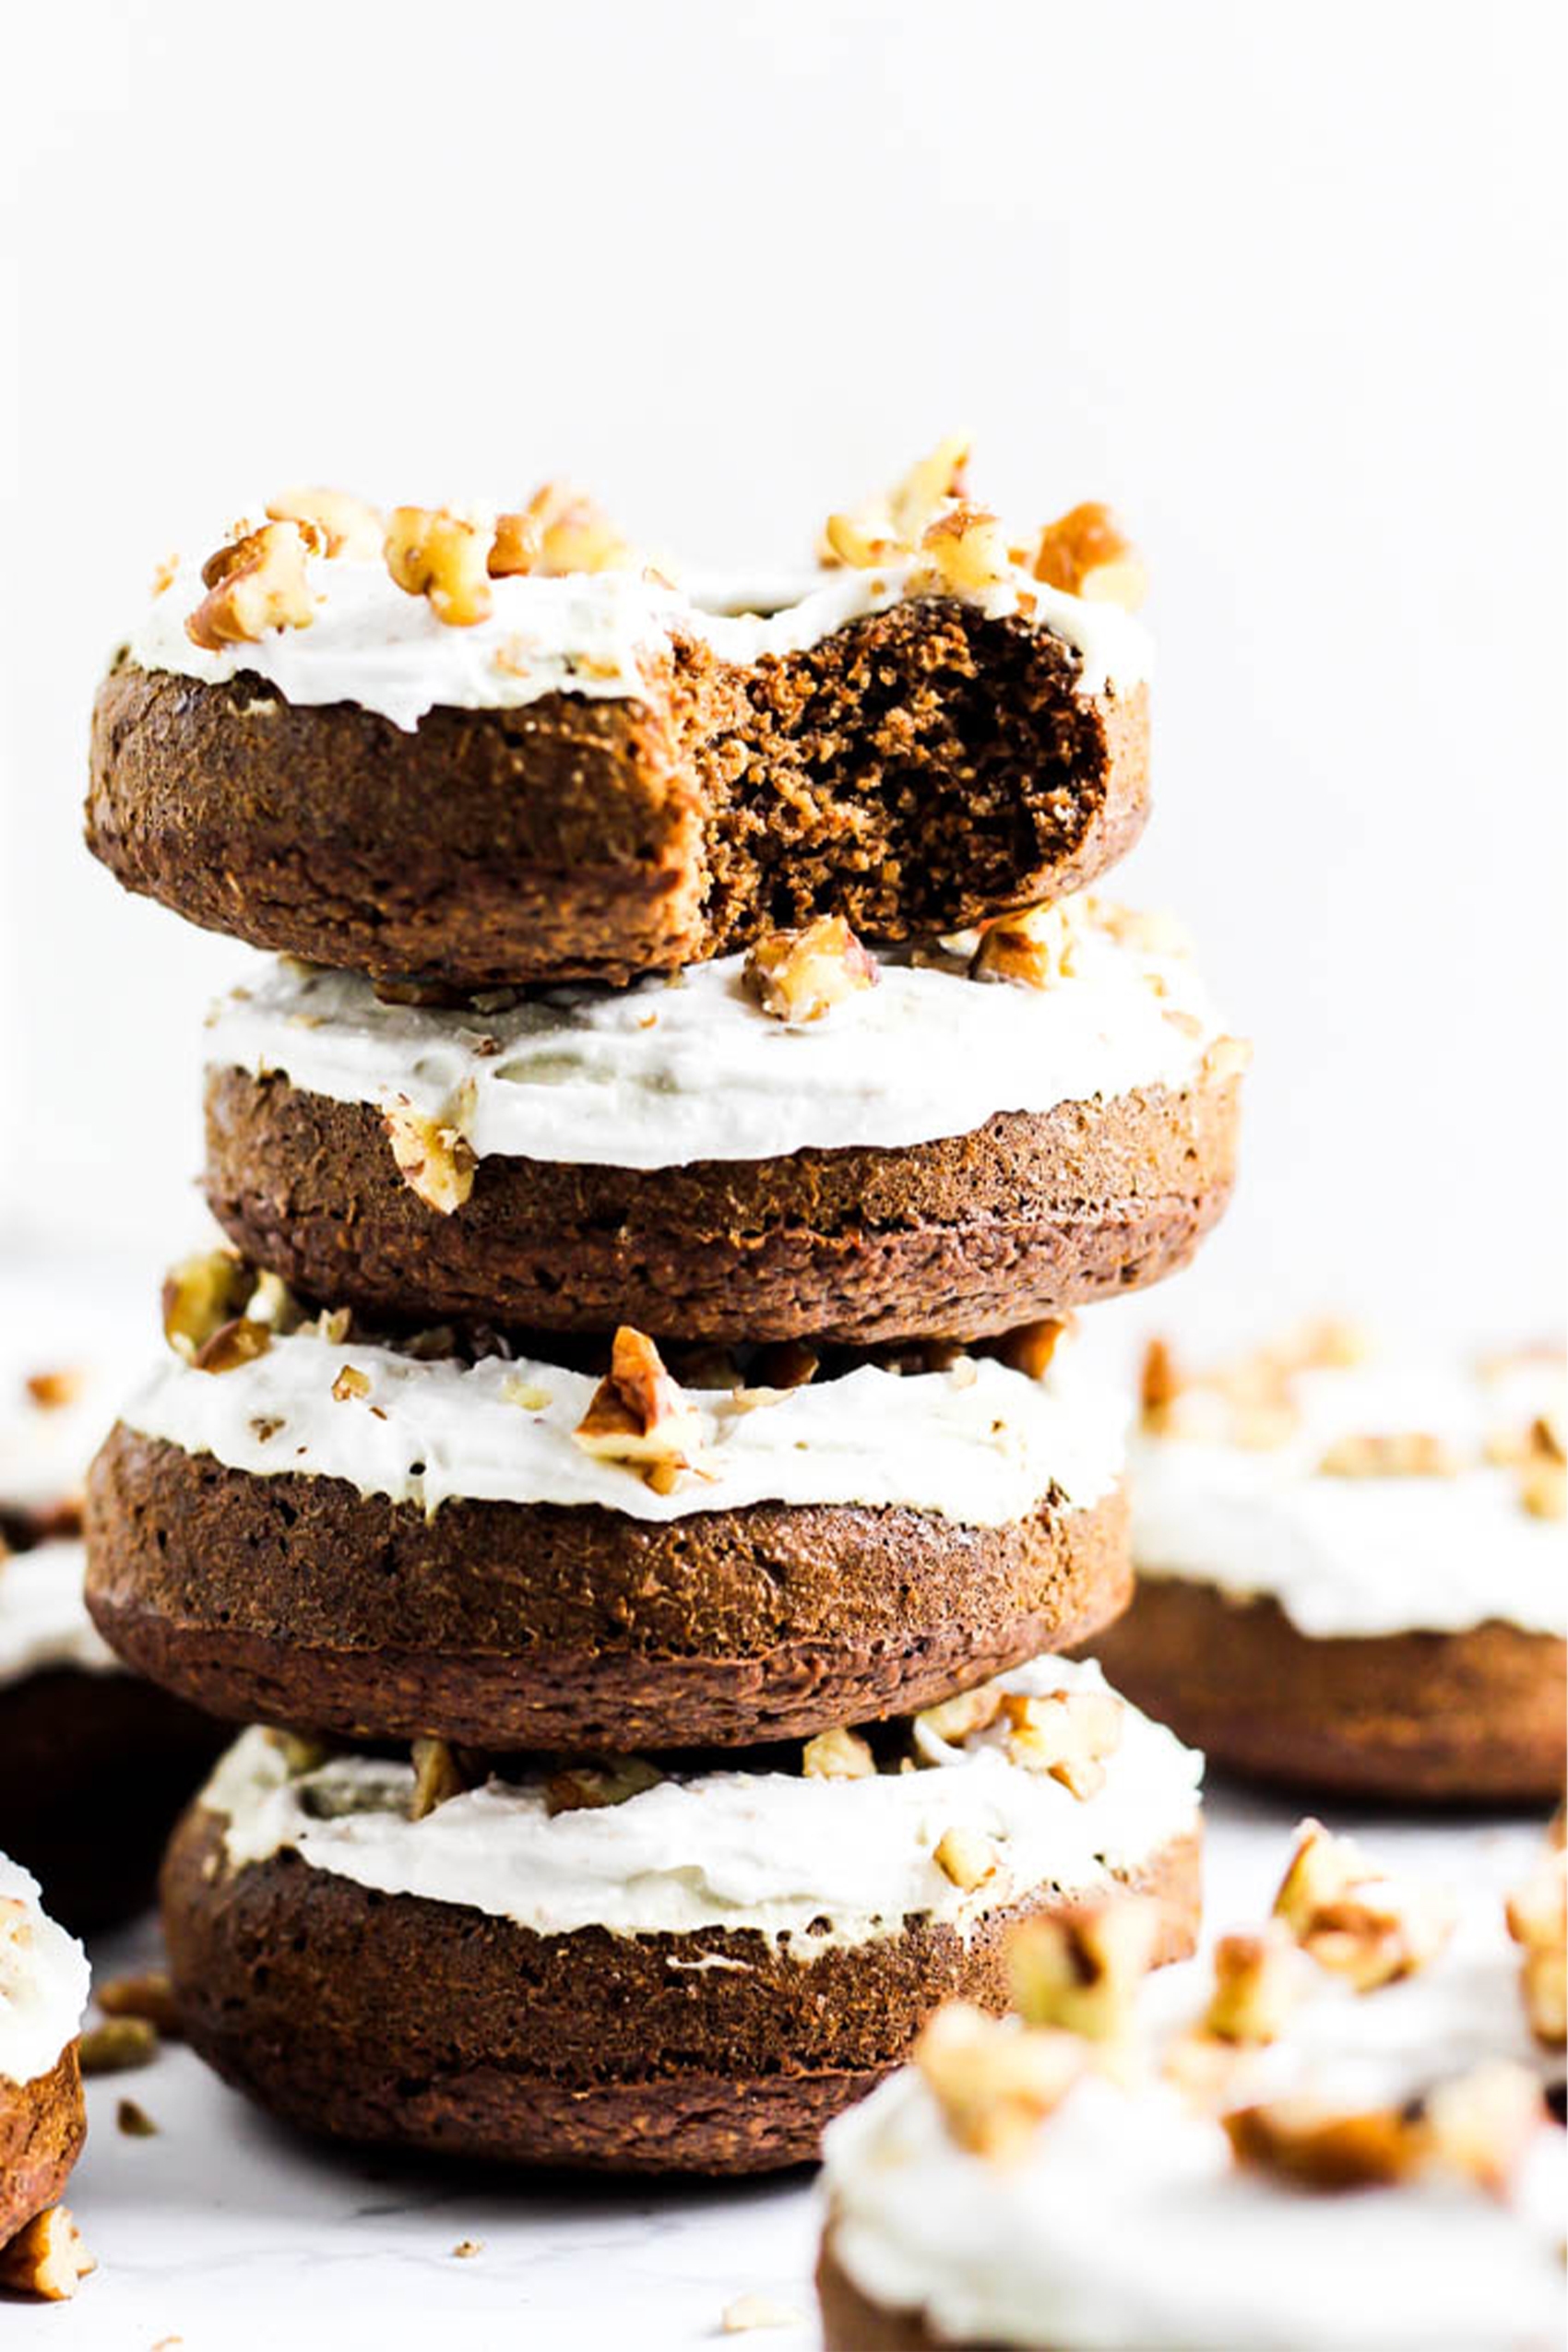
left=1, top=0, right=1563, bottom=1338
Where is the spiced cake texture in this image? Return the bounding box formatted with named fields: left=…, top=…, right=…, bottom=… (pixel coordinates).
left=1091, top=1580, right=1567, bottom=1803
left=817, top=2238, right=956, bottom=2351
left=88, top=603, right=1148, bottom=988
left=86, top=1427, right=1132, bottom=1752
left=160, top=1804, right=1198, bottom=2175
left=203, top=1066, right=1240, bottom=1346
left=0, top=2045, right=85, bottom=2251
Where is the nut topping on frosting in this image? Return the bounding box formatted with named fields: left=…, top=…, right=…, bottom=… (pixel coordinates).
left=1317, top=1431, right=1461, bottom=1479
left=382, top=1083, right=478, bottom=1214
left=1008, top=1901, right=1161, bottom=2043
left=913, top=2002, right=1086, bottom=2161
left=409, top=1737, right=468, bottom=1823
left=186, top=521, right=315, bottom=650
left=161, top=1249, right=254, bottom=1361
left=1273, top=1820, right=1455, bottom=1990
left=933, top=1825, right=1004, bottom=1892
left=572, top=1325, right=702, bottom=1492
left=914, top=1680, right=1009, bottom=1748
left=802, top=1726, right=876, bottom=1781
left=490, top=483, right=635, bottom=578
left=1033, top=502, right=1148, bottom=612
left=1506, top=1846, right=1567, bottom=2046
left=1003, top=1686, right=1124, bottom=1799
left=1226, top=2061, right=1545, bottom=2197
left=968, top=899, right=1084, bottom=992
left=0, top=2207, right=96, bottom=2303
left=265, top=487, right=385, bottom=561
left=1203, top=1924, right=1310, bottom=2046
left=543, top=1755, right=664, bottom=1815
left=742, top=916, right=878, bottom=1024
left=384, top=505, right=495, bottom=628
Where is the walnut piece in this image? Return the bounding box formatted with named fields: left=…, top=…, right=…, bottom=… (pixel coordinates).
left=1204, top=1924, right=1308, bottom=2045
left=743, top=916, right=878, bottom=1023
left=97, top=1969, right=182, bottom=2037
left=1506, top=1847, right=1567, bottom=2046
left=913, top=2001, right=1085, bottom=2160
left=802, top=1726, right=876, bottom=1781
left=889, top=434, right=972, bottom=541
left=915, top=1680, right=1008, bottom=1748
left=720, top=2294, right=806, bottom=2334
left=332, top=1364, right=372, bottom=1403
left=987, top=1318, right=1071, bottom=1380
left=385, top=505, right=493, bottom=626
left=543, top=1756, right=663, bottom=1815
left=192, top=1317, right=273, bottom=1376
left=1227, top=2062, right=1545, bottom=2197
left=409, top=1737, right=468, bottom=1822
left=917, top=502, right=1012, bottom=593
left=1273, top=1820, right=1454, bottom=1990
left=24, top=1368, right=84, bottom=1410
left=265, top=486, right=385, bottom=560
left=1317, top=1431, right=1460, bottom=1478
left=0, top=2206, right=96, bottom=2301
left=932, top=1825, right=1003, bottom=1892
left=187, top=521, right=315, bottom=650
left=1032, top=502, right=1147, bottom=611
left=161, top=1249, right=253, bottom=1360
left=968, top=899, right=1083, bottom=991
left=572, top=1325, right=702, bottom=1492
left=1518, top=1456, right=1566, bottom=1520
left=491, top=483, right=634, bottom=577
left=383, top=1084, right=477, bottom=1215
left=79, top=2015, right=159, bottom=2074
left=1007, top=1900, right=1160, bottom=2042
left=1003, top=1687, right=1123, bottom=1799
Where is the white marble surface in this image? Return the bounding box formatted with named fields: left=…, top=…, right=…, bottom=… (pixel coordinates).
left=4, top=1786, right=1552, bottom=2352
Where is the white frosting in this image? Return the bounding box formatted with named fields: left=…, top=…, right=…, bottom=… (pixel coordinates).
left=201, top=1657, right=1201, bottom=1948
left=0, top=1362, right=122, bottom=1516
left=125, top=552, right=1151, bottom=732
left=118, top=1324, right=1126, bottom=1528
left=825, top=1840, right=1566, bottom=2350
left=0, top=1852, right=89, bottom=2089
left=1131, top=1350, right=1567, bottom=1638
left=0, top=1541, right=118, bottom=1686
left=204, top=917, right=1218, bottom=1171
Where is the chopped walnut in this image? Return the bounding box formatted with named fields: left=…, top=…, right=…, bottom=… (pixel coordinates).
left=821, top=507, right=904, bottom=569
left=747, top=1340, right=821, bottom=1391
left=1273, top=1820, right=1454, bottom=1990
left=266, top=486, right=385, bottom=560
left=1201, top=1034, right=1253, bottom=1086
left=742, top=916, right=878, bottom=1023
left=914, top=1679, right=1008, bottom=1748
left=1007, top=1901, right=1160, bottom=2042
left=116, top=2096, right=159, bottom=2138
left=192, top=1317, right=273, bottom=1376
left=383, top=1084, right=477, bottom=1214
left=917, top=502, right=1012, bottom=593
left=491, top=482, right=634, bottom=577
left=968, top=899, right=1083, bottom=991
left=385, top=505, right=493, bottom=626
left=1204, top=1924, right=1308, bottom=2045
left=332, top=1364, right=372, bottom=1402
left=888, top=434, right=972, bottom=541
left=1506, top=1847, right=1567, bottom=2046
left=1224, top=2097, right=1413, bottom=2191
left=187, top=521, right=315, bottom=650
left=932, top=1825, right=1003, bottom=1892
left=1420, top=2061, right=1547, bottom=2196
left=501, top=1374, right=553, bottom=1412
left=0, top=2206, right=96, bottom=2301
left=161, top=1249, right=252, bottom=1360
left=1087, top=900, right=1193, bottom=959
left=1518, top=1456, right=1567, bottom=1520
left=24, top=1368, right=84, bottom=1410
left=802, top=1725, right=876, bottom=1781
left=79, top=2016, right=160, bottom=2074
left=543, top=1755, right=663, bottom=1815
left=1139, top=1336, right=1182, bottom=1426
left=720, top=2293, right=805, bottom=2334
left=914, top=2001, right=1085, bottom=2160
left=1032, top=503, right=1147, bottom=611
left=572, top=1325, right=702, bottom=1491
left=1003, top=1686, right=1123, bottom=1799
left=97, top=1969, right=182, bottom=2037
left=1317, top=1431, right=1461, bottom=1479
left=409, top=1737, right=468, bottom=1822
left=988, top=1318, right=1071, bottom=1379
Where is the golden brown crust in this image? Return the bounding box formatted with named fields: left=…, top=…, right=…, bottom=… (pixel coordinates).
left=0, top=2044, right=86, bottom=2251
left=160, top=1805, right=1199, bottom=2174
left=1091, top=1577, right=1567, bottom=1802
left=202, top=1071, right=1240, bottom=1346
left=86, top=603, right=1148, bottom=987
left=86, top=1428, right=1133, bottom=1752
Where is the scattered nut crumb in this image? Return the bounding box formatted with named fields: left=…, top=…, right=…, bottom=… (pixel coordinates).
left=573, top=1325, right=702, bottom=1491
left=0, top=2204, right=96, bottom=2300
left=914, top=1681, right=1007, bottom=1748
left=914, top=2001, right=1084, bottom=2160
left=116, top=2096, right=159, bottom=2138
left=743, top=916, right=878, bottom=1024
left=1003, top=1687, right=1123, bottom=1799
left=544, top=1756, right=664, bottom=1815
left=79, top=2015, right=160, bottom=2074
left=332, top=1364, right=372, bottom=1402
left=933, top=1825, right=1002, bottom=1892
left=1317, top=1430, right=1460, bottom=1479
left=1204, top=1925, right=1308, bottom=2046
left=97, top=1970, right=182, bottom=2037
left=1506, top=1845, right=1567, bottom=2045
left=802, top=1725, right=876, bottom=1780
left=720, top=2292, right=803, bottom=2333
left=409, top=1737, right=468, bottom=1823
left=968, top=898, right=1084, bottom=992
left=1032, top=502, right=1147, bottom=610
left=383, top=1086, right=478, bottom=1214
left=24, top=1368, right=84, bottom=1410
left=192, top=1316, right=272, bottom=1376
left=988, top=1318, right=1070, bottom=1380
left=1008, top=1901, right=1160, bottom=2042
left=451, top=2238, right=484, bottom=2260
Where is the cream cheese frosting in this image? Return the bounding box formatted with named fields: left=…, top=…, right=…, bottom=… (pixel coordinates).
left=1131, top=1348, right=1567, bottom=1639
left=125, top=552, right=1152, bottom=733
left=824, top=1835, right=1566, bottom=2350
left=204, top=910, right=1220, bottom=1171
left=0, top=1853, right=89, bottom=2089
left=200, top=1657, right=1202, bottom=1949
left=118, top=1324, right=1127, bottom=1527
left=0, top=1541, right=118, bottom=1687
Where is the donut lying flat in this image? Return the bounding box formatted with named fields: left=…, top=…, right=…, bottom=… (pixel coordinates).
left=0, top=1854, right=89, bottom=2253
left=201, top=906, right=1242, bottom=1345
left=87, top=1317, right=1133, bottom=1752
left=161, top=1659, right=1202, bottom=2174
left=89, top=565, right=1149, bottom=990
left=818, top=1823, right=1566, bottom=2349
left=1, top=1367, right=224, bottom=1932
left=1098, top=1331, right=1567, bottom=1801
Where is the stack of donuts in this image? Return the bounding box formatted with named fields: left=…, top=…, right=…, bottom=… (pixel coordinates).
left=81, top=446, right=1244, bottom=2170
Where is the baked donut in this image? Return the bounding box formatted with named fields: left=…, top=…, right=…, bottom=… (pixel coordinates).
left=0, top=1854, right=89, bottom=2263
left=160, top=1657, right=1202, bottom=2173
